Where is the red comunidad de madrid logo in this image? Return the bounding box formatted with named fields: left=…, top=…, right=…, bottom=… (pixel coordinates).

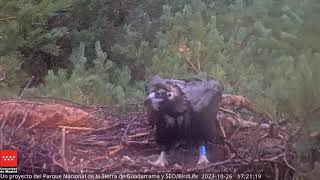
left=0, top=150, right=17, bottom=167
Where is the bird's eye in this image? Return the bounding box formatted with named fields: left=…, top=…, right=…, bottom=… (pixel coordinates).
left=167, top=92, right=172, bottom=97
left=159, top=91, right=167, bottom=98
left=155, top=89, right=167, bottom=99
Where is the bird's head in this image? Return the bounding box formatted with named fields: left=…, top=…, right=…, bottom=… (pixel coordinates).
left=144, top=83, right=182, bottom=111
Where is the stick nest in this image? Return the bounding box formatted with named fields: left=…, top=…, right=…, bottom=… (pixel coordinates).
left=0, top=95, right=295, bottom=179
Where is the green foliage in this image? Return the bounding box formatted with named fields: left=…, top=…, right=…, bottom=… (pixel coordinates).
left=0, top=54, right=25, bottom=98
left=111, top=25, right=152, bottom=66
left=0, top=0, right=71, bottom=55
left=149, top=2, right=228, bottom=82
left=0, top=54, right=25, bottom=86
left=69, top=0, right=108, bottom=55
left=0, top=0, right=71, bottom=89
left=1, top=0, right=320, bottom=177
left=31, top=41, right=144, bottom=105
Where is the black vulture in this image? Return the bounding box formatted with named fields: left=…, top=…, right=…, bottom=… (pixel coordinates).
left=144, top=75, right=223, bottom=167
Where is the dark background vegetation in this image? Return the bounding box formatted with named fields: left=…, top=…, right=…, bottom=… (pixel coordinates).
left=0, top=0, right=319, bottom=179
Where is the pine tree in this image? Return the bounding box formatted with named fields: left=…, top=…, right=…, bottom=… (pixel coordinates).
left=31, top=41, right=144, bottom=105
left=0, top=0, right=71, bottom=89
left=0, top=0, right=71, bottom=55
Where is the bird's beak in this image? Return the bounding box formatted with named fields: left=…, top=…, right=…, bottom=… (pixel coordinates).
left=144, top=92, right=163, bottom=106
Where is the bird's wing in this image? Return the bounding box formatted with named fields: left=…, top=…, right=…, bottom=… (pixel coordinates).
left=180, top=80, right=223, bottom=112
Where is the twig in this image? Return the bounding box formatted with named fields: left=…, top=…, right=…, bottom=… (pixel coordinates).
left=225, top=139, right=243, bottom=159
left=129, top=127, right=152, bottom=135
left=284, top=168, right=291, bottom=180
left=196, top=41, right=202, bottom=71
left=229, top=116, right=243, bottom=139
left=264, top=111, right=274, bottom=123
left=258, top=134, right=269, bottom=143
left=32, top=96, right=91, bottom=109
left=52, top=153, right=65, bottom=170
left=8, top=104, right=35, bottom=146
left=7, top=117, right=18, bottom=146
left=258, top=124, right=284, bottom=142
left=18, top=75, right=34, bottom=99
left=274, top=164, right=279, bottom=180
left=219, top=107, right=241, bottom=119
left=257, top=153, right=285, bottom=162
left=30, top=136, right=35, bottom=173
left=120, top=117, right=138, bottom=146
left=0, top=76, right=34, bottom=147
left=123, top=140, right=150, bottom=145
left=183, top=54, right=199, bottom=73
left=0, top=17, right=16, bottom=22
left=216, top=118, right=239, bottom=159
left=26, top=112, right=57, bottom=130
left=108, top=145, right=123, bottom=156
left=58, top=126, right=93, bottom=131
left=0, top=101, right=46, bottom=106
left=309, top=105, right=320, bottom=115
left=61, top=127, right=69, bottom=172
left=96, top=102, right=143, bottom=109
left=73, top=141, right=115, bottom=147
left=26, top=120, right=43, bottom=130
left=76, top=86, right=89, bottom=104
left=82, top=122, right=125, bottom=136
left=283, top=151, right=296, bottom=171
left=284, top=140, right=296, bottom=171
left=107, top=117, right=138, bottom=156
left=217, top=118, right=227, bottom=139
left=17, top=104, right=35, bottom=129
left=127, top=132, right=150, bottom=139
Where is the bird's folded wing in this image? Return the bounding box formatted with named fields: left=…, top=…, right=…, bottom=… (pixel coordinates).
left=180, top=80, right=223, bottom=112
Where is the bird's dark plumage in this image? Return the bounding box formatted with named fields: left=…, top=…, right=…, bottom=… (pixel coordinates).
left=144, top=75, right=223, bottom=166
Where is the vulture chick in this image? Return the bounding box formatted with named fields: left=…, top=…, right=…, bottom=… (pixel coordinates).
left=144, top=75, right=223, bottom=167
